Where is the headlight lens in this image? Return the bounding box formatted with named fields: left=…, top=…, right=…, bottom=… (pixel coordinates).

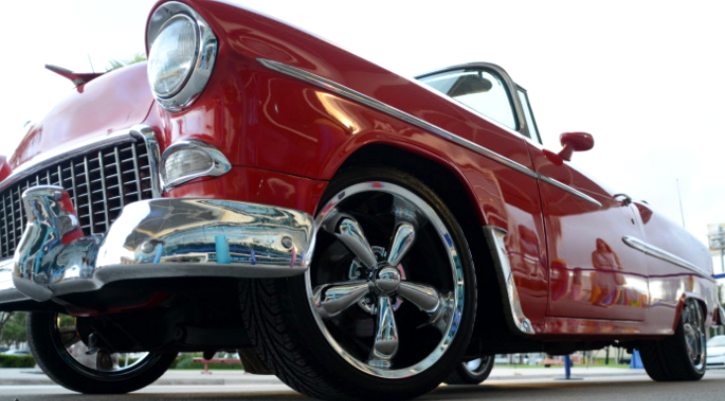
left=147, top=1, right=217, bottom=111
left=148, top=15, right=198, bottom=97
left=161, top=141, right=231, bottom=190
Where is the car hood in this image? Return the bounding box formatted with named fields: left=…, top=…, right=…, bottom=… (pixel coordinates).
left=5, top=63, right=154, bottom=178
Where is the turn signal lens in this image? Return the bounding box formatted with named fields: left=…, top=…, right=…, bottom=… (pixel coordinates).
left=161, top=141, right=231, bottom=190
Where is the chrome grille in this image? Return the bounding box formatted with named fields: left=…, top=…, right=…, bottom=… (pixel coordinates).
left=0, top=140, right=155, bottom=259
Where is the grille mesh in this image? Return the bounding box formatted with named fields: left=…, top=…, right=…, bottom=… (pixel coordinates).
left=0, top=140, right=154, bottom=259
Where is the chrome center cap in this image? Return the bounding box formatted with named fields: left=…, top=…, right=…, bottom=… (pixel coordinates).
left=375, top=267, right=401, bottom=294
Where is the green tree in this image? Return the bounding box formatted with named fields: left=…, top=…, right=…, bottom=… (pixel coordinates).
left=0, top=312, right=13, bottom=345
left=107, top=52, right=147, bottom=71
left=1, top=312, right=27, bottom=348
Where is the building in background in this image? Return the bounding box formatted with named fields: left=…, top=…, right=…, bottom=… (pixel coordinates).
left=708, top=223, right=725, bottom=277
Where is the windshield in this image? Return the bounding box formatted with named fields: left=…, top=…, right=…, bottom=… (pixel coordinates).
left=418, top=69, right=516, bottom=130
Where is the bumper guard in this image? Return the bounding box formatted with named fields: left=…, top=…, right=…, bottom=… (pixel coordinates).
left=0, top=185, right=315, bottom=304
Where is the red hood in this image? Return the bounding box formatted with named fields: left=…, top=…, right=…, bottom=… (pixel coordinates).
left=7, top=63, right=154, bottom=173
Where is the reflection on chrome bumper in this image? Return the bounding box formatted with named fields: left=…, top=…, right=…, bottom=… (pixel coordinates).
left=0, top=185, right=315, bottom=304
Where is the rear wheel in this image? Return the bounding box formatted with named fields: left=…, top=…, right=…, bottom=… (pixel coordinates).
left=241, top=167, right=477, bottom=400
left=639, top=299, right=706, bottom=381
left=445, top=356, right=494, bottom=384
left=27, top=311, right=178, bottom=394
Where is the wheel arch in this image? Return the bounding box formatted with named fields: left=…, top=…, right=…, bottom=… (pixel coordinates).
left=675, top=293, right=709, bottom=332
left=334, top=143, right=509, bottom=347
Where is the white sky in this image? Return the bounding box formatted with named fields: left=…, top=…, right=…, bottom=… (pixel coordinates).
left=2, top=0, right=724, bottom=263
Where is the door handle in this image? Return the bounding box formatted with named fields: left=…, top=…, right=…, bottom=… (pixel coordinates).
left=614, top=193, right=632, bottom=206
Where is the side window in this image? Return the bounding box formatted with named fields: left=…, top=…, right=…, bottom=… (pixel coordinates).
left=418, top=69, right=517, bottom=130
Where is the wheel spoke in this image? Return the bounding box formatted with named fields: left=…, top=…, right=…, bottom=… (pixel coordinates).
left=398, top=281, right=440, bottom=313
left=312, top=280, right=372, bottom=318
left=322, top=211, right=379, bottom=268
left=371, top=296, right=399, bottom=363
left=387, top=223, right=415, bottom=267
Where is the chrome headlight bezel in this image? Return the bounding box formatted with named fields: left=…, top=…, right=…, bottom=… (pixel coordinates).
left=147, top=1, right=217, bottom=112
left=161, top=140, right=231, bottom=190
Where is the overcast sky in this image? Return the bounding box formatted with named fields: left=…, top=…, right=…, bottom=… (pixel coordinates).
left=2, top=0, right=724, bottom=268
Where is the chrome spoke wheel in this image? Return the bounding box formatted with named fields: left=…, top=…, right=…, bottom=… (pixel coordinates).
left=27, top=311, right=178, bottom=394
left=639, top=298, right=707, bottom=381
left=307, top=180, right=466, bottom=378
left=240, top=168, right=476, bottom=400
left=682, top=301, right=705, bottom=371
left=53, top=314, right=151, bottom=373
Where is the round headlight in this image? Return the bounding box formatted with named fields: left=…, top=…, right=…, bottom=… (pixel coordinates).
left=148, top=15, right=198, bottom=97
left=147, top=2, right=217, bottom=112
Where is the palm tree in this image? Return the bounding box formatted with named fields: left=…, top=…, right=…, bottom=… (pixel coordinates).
left=107, top=52, right=147, bottom=71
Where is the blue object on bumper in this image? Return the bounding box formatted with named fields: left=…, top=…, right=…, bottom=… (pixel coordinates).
left=0, top=185, right=315, bottom=304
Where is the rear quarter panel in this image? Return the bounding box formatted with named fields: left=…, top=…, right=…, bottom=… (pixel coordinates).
left=636, top=202, right=718, bottom=333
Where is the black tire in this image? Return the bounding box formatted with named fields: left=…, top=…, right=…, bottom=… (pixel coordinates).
left=241, top=167, right=477, bottom=400
left=639, top=299, right=706, bottom=381
left=27, top=311, right=178, bottom=394
left=445, top=356, right=494, bottom=385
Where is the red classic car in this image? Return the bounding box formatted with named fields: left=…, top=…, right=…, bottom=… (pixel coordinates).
left=0, top=0, right=721, bottom=399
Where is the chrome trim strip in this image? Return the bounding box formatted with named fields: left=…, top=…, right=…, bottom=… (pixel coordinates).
left=0, top=125, right=162, bottom=197
left=1, top=132, right=136, bottom=192
left=622, top=236, right=715, bottom=282
left=258, top=59, right=537, bottom=180
left=4, top=187, right=315, bottom=305
left=258, top=58, right=602, bottom=208
left=483, top=225, right=535, bottom=335
left=538, top=175, right=602, bottom=207
left=132, top=125, right=163, bottom=198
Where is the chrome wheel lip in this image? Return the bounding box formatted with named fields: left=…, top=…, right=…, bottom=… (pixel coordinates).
left=307, top=181, right=465, bottom=379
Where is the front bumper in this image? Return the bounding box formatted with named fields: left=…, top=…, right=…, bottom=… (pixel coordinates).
left=0, top=185, right=315, bottom=305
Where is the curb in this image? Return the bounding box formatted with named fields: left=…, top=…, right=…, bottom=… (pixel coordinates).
left=486, top=370, right=647, bottom=381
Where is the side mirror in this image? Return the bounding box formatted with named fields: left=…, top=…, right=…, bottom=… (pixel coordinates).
left=558, top=132, right=594, bottom=161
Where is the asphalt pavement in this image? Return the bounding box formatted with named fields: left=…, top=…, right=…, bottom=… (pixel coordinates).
left=0, top=365, right=646, bottom=386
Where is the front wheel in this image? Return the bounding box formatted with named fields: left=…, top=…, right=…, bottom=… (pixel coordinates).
left=27, top=311, right=178, bottom=394
left=445, top=356, right=494, bottom=384
left=241, top=167, right=477, bottom=400
left=639, top=299, right=706, bottom=381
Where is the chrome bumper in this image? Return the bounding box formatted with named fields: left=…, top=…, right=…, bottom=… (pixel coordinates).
left=0, top=185, right=315, bottom=305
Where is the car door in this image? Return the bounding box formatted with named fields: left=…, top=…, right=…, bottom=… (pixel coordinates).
left=418, top=64, right=649, bottom=325
left=527, top=143, right=650, bottom=322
